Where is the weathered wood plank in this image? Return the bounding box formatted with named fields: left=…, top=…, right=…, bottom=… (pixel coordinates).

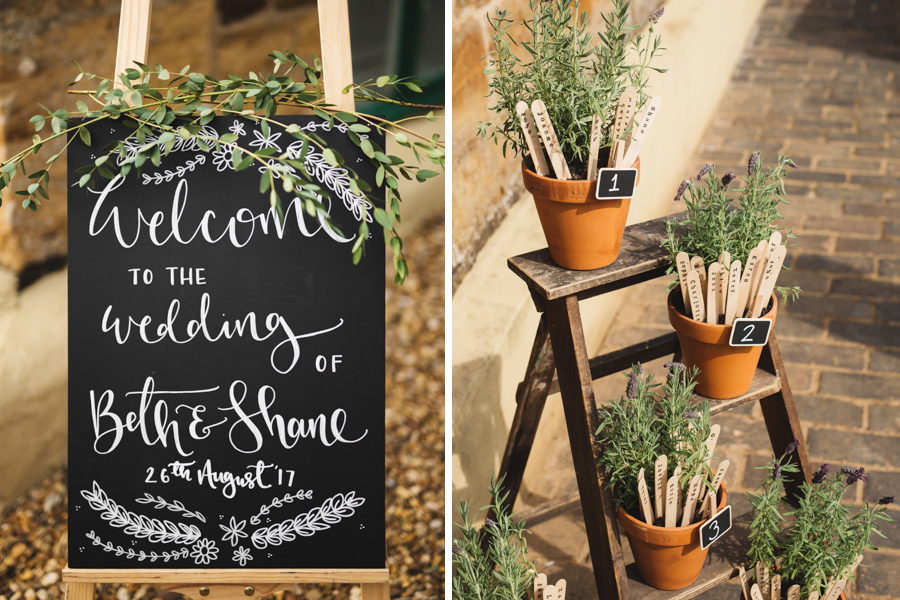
left=546, top=296, right=631, bottom=600
left=508, top=212, right=685, bottom=302
left=62, top=568, right=390, bottom=584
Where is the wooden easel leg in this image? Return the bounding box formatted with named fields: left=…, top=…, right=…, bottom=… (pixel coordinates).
left=491, top=315, right=555, bottom=515
left=546, top=296, right=629, bottom=600
left=361, top=583, right=390, bottom=600
left=65, top=583, right=95, bottom=600
left=758, top=330, right=813, bottom=503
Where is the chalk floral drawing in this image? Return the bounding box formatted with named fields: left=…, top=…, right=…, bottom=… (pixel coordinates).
left=118, top=126, right=219, bottom=165
left=86, top=530, right=190, bottom=562
left=249, top=129, right=282, bottom=151
left=135, top=493, right=207, bottom=523
left=211, top=147, right=232, bottom=172
left=250, top=489, right=314, bottom=525
left=258, top=158, right=294, bottom=180
left=81, top=481, right=201, bottom=545
left=190, top=538, right=220, bottom=565
left=228, top=120, right=246, bottom=137
left=250, top=491, right=365, bottom=549
left=234, top=547, right=253, bottom=566
left=141, top=154, right=207, bottom=185
left=219, top=516, right=249, bottom=547
left=285, top=141, right=372, bottom=223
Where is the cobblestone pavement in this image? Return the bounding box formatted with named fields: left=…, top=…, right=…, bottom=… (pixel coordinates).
left=516, top=0, right=900, bottom=598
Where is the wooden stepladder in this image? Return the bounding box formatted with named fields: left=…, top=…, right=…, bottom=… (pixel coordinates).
left=63, top=2, right=389, bottom=599
left=491, top=213, right=813, bottom=600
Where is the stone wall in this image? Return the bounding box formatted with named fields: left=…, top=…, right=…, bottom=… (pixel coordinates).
left=450, top=0, right=661, bottom=289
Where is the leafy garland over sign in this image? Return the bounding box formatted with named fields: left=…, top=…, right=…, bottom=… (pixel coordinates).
left=0, top=50, right=444, bottom=283
left=81, top=482, right=363, bottom=566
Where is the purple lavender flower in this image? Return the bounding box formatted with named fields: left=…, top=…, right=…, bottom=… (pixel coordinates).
left=452, top=546, right=464, bottom=556
left=636, top=362, right=644, bottom=374
left=879, top=495, right=895, bottom=505
left=721, top=172, right=736, bottom=188
left=786, top=159, right=798, bottom=169
left=674, top=179, right=689, bottom=202
left=696, top=164, right=713, bottom=180
left=484, top=517, right=496, bottom=528
left=773, top=464, right=782, bottom=482
left=843, top=466, right=868, bottom=485
left=626, top=371, right=639, bottom=400
left=812, top=463, right=829, bottom=484
left=784, top=439, right=800, bottom=455
left=682, top=411, right=699, bottom=419
left=663, top=361, right=686, bottom=372
left=650, top=7, right=664, bottom=23
left=748, top=152, right=759, bottom=176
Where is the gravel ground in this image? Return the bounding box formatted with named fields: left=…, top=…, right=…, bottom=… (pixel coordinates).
left=0, top=215, right=446, bottom=600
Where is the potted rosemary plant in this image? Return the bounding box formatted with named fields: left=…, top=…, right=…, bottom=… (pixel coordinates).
left=478, top=0, right=665, bottom=270
left=0, top=51, right=444, bottom=284
left=596, top=363, right=729, bottom=590
left=661, top=153, right=801, bottom=398
left=744, top=444, right=894, bottom=600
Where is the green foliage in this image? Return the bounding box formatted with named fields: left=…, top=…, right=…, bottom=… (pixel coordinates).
left=662, top=153, right=802, bottom=302
left=452, top=477, right=535, bottom=600
left=745, top=458, right=895, bottom=597
left=0, top=51, right=445, bottom=285
left=595, top=363, right=712, bottom=516
left=477, top=0, right=665, bottom=174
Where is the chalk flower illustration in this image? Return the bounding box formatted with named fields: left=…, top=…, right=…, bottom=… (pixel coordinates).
left=211, top=147, right=232, bottom=172
left=228, top=120, right=246, bottom=137
left=219, top=516, right=248, bottom=546
left=233, top=546, right=253, bottom=566
left=190, top=538, right=219, bottom=565
left=249, top=129, right=282, bottom=151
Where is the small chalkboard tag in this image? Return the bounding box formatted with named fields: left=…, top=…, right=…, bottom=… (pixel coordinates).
left=700, top=504, right=732, bottom=550
left=594, top=167, right=638, bottom=200
left=729, top=318, right=772, bottom=347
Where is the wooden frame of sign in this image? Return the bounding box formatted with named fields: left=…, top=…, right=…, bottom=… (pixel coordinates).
left=62, top=2, right=390, bottom=599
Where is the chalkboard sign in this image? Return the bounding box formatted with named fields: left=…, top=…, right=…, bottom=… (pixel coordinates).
left=729, top=318, right=773, bottom=347
left=67, top=116, right=385, bottom=569
left=700, top=505, right=732, bottom=550
left=594, top=167, right=637, bottom=200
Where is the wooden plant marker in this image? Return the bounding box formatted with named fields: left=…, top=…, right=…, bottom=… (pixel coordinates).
left=757, top=563, right=770, bottom=600
left=555, top=579, right=567, bottom=600
left=621, top=96, right=662, bottom=167
left=609, top=87, right=637, bottom=167
left=706, top=262, right=720, bottom=325
left=691, top=256, right=708, bottom=297
left=586, top=114, right=603, bottom=180
left=841, top=553, right=864, bottom=580
left=686, top=270, right=706, bottom=323
left=680, top=473, right=703, bottom=526
left=637, top=468, right=654, bottom=525
left=786, top=584, right=801, bottom=600
left=720, top=251, right=731, bottom=270
left=704, top=424, right=722, bottom=468
left=709, top=459, right=730, bottom=494
left=716, top=263, right=727, bottom=320
left=675, top=253, right=693, bottom=316
left=654, top=454, right=667, bottom=519
left=767, top=231, right=782, bottom=260
left=739, top=566, right=751, bottom=600
left=543, top=584, right=558, bottom=600
left=534, top=573, right=548, bottom=600
left=750, top=583, right=764, bottom=600
left=724, top=260, right=742, bottom=325
left=706, top=489, right=716, bottom=520
left=737, top=247, right=762, bottom=318
left=665, top=474, right=678, bottom=527
left=749, top=240, right=769, bottom=301
left=771, top=574, right=781, bottom=600
left=531, top=99, right=571, bottom=180
left=750, top=245, right=787, bottom=318
left=823, top=579, right=846, bottom=600
left=809, top=591, right=820, bottom=600
left=63, top=2, right=392, bottom=600
left=673, top=465, right=683, bottom=522
left=516, top=101, right=550, bottom=177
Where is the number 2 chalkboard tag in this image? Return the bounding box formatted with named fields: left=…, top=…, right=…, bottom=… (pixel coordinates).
left=594, top=167, right=638, bottom=200
left=729, top=318, right=772, bottom=347
left=700, top=504, right=732, bottom=550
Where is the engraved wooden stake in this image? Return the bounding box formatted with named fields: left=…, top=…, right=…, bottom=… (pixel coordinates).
left=724, top=260, right=742, bottom=325
left=739, top=565, right=751, bottom=600
left=749, top=240, right=769, bottom=301
left=534, top=573, right=547, bottom=600
left=716, top=262, right=727, bottom=320
left=750, top=583, right=764, bottom=600
left=622, top=95, right=662, bottom=167
left=543, top=584, right=557, bottom=600
left=709, top=459, right=730, bottom=494
left=673, top=465, right=683, bottom=522
left=654, top=454, right=667, bottom=519
left=757, top=563, right=770, bottom=600
left=531, top=99, right=571, bottom=180
left=691, top=256, right=708, bottom=298
left=555, top=579, right=566, bottom=600
left=676, top=253, right=693, bottom=316
left=516, top=101, right=550, bottom=177
left=686, top=270, right=706, bottom=323
left=704, top=424, right=721, bottom=469
left=786, top=584, right=801, bottom=600
left=737, top=247, right=762, bottom=317
left=720, top=251, right=731, bottom=270
left=823, top=579, right=846, bottom=600
left=771, top=574, right=781, bottom=600
left=766, top=231, right=782, bottom=260
left=750, top=245, right=787, bottom=318
left=707, top=489, right=716, bottom=519
left=637, top=468, right=654, bottom=525
left=609, top=87, right=637, bottom=167
left=681, top=474, right=703, bottom=526
left=586, top=113, right=603, bottom=180
left=665, top=474, right=678, bottom=528
left=808, top=590, right=820, bottom=600
left=706, top=262, right=720, bottom=324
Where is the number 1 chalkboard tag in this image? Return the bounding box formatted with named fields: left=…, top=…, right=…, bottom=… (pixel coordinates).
left=699, top=504, right=732, bottom=550
left=594, top=167, right=638, bottom=200
left=729, top=318, right=773, bottom=347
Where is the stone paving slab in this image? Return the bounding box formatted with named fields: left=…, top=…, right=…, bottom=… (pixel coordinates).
left=516, top=0, right=900, bottom=597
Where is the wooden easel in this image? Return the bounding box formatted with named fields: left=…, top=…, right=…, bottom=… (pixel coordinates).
left=63, top=2, right=388, bottom=599
left=491, top=213, right=813, bottom=600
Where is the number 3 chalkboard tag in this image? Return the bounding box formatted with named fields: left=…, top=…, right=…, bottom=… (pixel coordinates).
left=700, top=504, right=732, bottom=550
left=594, top=167, right=638, bottom=200
left=729, top=318, right=772, bottom=347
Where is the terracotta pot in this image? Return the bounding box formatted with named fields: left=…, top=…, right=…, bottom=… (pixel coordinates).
left=618, top=483, right=728, bottom=590
left=667, top=288, right=778, bottom=399
left=521, top=156, right=640, bottom=270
